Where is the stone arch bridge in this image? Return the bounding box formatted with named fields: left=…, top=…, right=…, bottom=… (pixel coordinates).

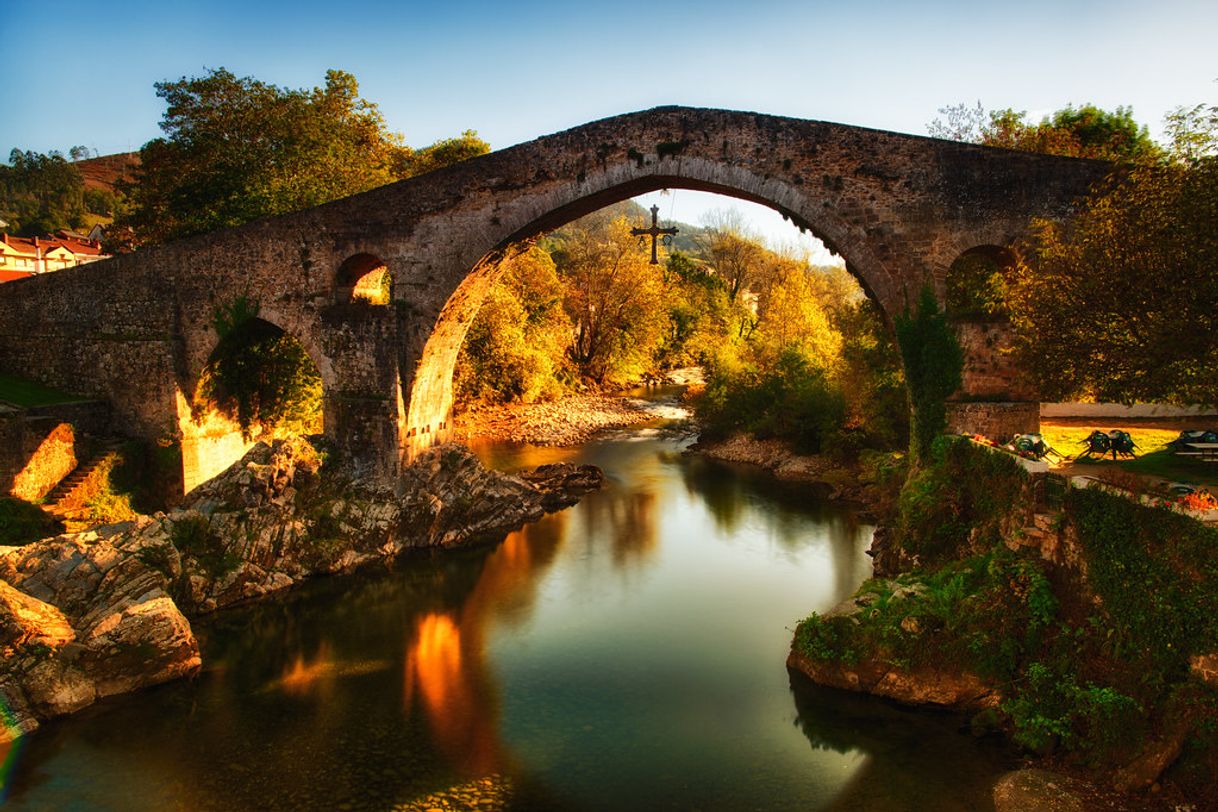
left=0, top=107, right=1108, bottom=492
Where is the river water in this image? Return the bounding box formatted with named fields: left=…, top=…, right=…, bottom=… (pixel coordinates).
left=2, top=423, right=1015, bottom=810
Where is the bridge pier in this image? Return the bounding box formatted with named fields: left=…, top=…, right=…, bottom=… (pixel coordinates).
left=320, top=306, right=405, bottom=482
left=946, top=401, right=1040, bottom=440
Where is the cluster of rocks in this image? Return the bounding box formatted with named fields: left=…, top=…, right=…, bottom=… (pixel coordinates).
left=394, top=774, right=514, bottom=811
left=452, top=394, right=654, bottom=446
left=0, top=437, right=602, bottom=741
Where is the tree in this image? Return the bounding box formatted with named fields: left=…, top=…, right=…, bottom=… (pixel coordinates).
left=550, top=217, right=668, bottom=386
left=194, top=297, right=322, bottom=438
left=1005, top=128, right=1218, bottom=405
left=0, top=149, right=87, bottom=235
left=454, top=245, right=573, bottom=404
left=894, top=287, right=963, bottom=463
left=926, top=100, right=988, bottom=143
left=929, top=102, right=1159, bottom=162
left=401, top=130, right=490, bottom=177
left=696, top=208, right=765, bottom=301
left=119, top=68, right=489, bottom=245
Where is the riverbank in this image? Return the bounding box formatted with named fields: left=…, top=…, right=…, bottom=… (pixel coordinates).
left=0, top=437, right=602, bottom=742
left=452, top=393, right=658, bottom=446
left=690, top=433, right=904, bottom=519
left=788, top=436, right=1218, bottom=808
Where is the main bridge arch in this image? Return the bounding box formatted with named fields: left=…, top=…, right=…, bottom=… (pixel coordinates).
left=0, top=106, right=1110, bottom=490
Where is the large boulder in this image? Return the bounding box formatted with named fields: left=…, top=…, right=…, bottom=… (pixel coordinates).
left=0, top=579, right=74, bottom=652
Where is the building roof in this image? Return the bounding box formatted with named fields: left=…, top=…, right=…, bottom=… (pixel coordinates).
left=1, top=232, right=106, bottom=257
left=0, top=269, right=35, bottom=284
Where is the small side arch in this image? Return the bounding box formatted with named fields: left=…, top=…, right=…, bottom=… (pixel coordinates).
left=945, top=244, right=1018, bottom=319
left=335, top=253, right=393, bottom=305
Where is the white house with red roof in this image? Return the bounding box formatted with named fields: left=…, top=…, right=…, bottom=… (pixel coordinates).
left=0, top=230, right=109, bottom=283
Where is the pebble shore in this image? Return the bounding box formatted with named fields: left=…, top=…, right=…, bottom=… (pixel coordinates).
left=452, top=394, right=657, bottom=446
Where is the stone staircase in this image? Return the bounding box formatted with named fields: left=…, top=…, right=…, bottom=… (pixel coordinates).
left=43, top=438, right=124, bottom=522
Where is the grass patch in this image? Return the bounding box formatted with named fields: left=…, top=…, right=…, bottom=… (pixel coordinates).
left=1040, top=424, right=1180, bottom=460
left=1117, top=450, right=1218, bottom=486
left=0, top=373, right=84, bottom=407
left=0, top=497, right=61, bottom=545
left=1042, top=423, right=1218, bottom=487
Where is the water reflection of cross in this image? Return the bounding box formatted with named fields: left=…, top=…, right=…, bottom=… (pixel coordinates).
left=631, top=204, right=679, bottom=265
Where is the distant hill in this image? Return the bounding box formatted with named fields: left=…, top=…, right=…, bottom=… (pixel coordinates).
left=73, top=152, right=140, bottom=193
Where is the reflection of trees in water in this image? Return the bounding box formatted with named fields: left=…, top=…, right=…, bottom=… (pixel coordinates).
left=9, top=523, right=577, bottom=810
left=401, top=513, right=570, bottom=777
left=678, top=454, right=872, bottom=601
left=579, top=486, right=659, bottom=567
left=788, top=670, right=1016, bottom=811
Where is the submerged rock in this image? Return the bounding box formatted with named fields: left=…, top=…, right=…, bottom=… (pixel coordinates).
left=0, top=437, right=603, bottom=741
left=992, top=769, right=1088, bottom=812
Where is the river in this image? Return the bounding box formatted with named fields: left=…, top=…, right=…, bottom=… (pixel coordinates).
left=1, top=422, right=1016, bottom=810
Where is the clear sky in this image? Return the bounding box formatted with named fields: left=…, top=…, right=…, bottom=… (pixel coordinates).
left=2, top=0, right=1214, bottom=252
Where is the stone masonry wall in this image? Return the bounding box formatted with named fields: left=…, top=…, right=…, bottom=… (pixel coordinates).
left=954, top=319, right=1037, bottom=401
left=0, top=402, right=112, bottom=501
left=0, top=418, right=76, bottom=501
left=946, top=402, right=1041, bottom=441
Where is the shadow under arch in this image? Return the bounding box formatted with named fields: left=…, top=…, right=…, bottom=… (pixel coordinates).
left=402, top=168, right=909, bottom=461
left=178, top=309, right=332, bottom=493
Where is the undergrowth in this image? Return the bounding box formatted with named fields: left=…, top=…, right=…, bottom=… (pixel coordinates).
left=795, top=437, right=1218, bottom=771
left=169, top=514, right=239, bottom=577
left=0, top=497, right=61, bottom=546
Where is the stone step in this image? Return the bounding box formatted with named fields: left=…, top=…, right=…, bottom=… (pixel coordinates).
left=44, top=439, right=125, bottom=509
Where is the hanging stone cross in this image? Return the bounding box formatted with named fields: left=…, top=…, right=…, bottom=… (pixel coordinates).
left=631, top=204, right=679, bottom=265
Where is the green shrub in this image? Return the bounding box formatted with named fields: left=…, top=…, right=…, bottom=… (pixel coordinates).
left=169, top=514, right=239, bottom=577
left=895, top=436, right=1030, bottom=565
left=195, top=297, right=322, bottom=439
left=894, top=286, right=963, bottom=462
left=697, top=347, right=846, bottom=453
left=0, top=497, right=61, bottom=546
left=1068, top=487, right=1218, bottom=698
left=1003, top=661, right=1142, bottom=761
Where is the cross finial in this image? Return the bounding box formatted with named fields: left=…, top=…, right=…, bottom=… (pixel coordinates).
left=630, top=204, right=679, bottom=265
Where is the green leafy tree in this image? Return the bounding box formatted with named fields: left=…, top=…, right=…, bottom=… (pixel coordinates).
left=120, top=68, right=489, bottom=245
left=1005, top=131, right=1218, bottom=405
left=195, top=297, right=322, bottom=438
left=895, top=286, right=963, bottom=463
left=0, top=149, right=87, bottom=235
left=929, top=102, right=1159, bottom=162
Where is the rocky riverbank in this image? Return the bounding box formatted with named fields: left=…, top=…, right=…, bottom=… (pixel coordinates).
left=0, top=437, right=602, bottom=741
left=452, top=393, right=657, bottom=446
left=689, top=433, right=900, bottom=517
left=788, top=437, right=1218, bottom=808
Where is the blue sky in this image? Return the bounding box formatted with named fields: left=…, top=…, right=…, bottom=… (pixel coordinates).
left=2, top=0, right=1214, bottom=252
